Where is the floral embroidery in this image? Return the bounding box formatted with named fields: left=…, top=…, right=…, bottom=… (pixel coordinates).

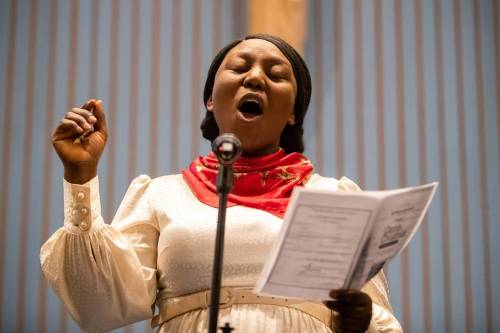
left=260, top=171, right=271, bottom=186
left=276, top=167, right=299, bottom=182
left=234, top=172, right=246, bottom=179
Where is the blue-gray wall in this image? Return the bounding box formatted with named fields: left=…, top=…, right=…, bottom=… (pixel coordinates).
left=0, top=0, right=498, bottom=332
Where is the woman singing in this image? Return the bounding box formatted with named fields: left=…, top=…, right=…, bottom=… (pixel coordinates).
left=41, top=34, right=402, bottom=333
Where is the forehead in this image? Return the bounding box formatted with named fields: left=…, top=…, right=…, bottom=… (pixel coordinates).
left=225, top=39, right=292, bottom=65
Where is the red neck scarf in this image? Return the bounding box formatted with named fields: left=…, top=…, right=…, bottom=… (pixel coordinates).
left=182, top=149, right=314, bottom=218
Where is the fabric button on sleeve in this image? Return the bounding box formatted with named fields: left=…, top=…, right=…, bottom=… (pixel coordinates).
left=78, top=221, right=90, bottom=231
left=63, top=177, right=102, bottom=234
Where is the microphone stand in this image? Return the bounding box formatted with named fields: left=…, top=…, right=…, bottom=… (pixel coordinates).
left=208, top=162, right=235, bottom=333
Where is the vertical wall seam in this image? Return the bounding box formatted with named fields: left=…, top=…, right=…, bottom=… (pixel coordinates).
left=432, top=1, right=451, bottom=331
left=394, top=0, right=407, bottom=188
left=414, top=0, right=431, bottom=331
left=191, top=0, right=201, bottom=160
left=313, top=0, right=323, bottom=175
left=16, top=0, right=39, bottom=331
left=494, top=0, right=500, bottom=159
left=394, top=1, right=410, bottom=331
left=333, top=0, right=343, bottom=177
left=65, top=0, right=80, bottom=112
left=88, top=0, right=99, bottom=98
left=0, top=0, right=18, bottom=326
left=170, top=0, right=181, bottom=173
left=472, top=1, right=493, bottom=331
left=60, top=0, right=81, bottom=331
left=127, top=0, right=140, bottom=185
left=38, top=1, right=59, bottom=331
left=105, top=0, right=120, bottom=222
left=451, top=2, right=473, bottom=332
left=374, top=0, right=385, bottom=190
left=354, top=0, right=365, bottom=189
left=149, top=0, right=161, bottom=178
left=213, top=0, right=222, bottom=53
left=232, top=0, right=244, bottom=39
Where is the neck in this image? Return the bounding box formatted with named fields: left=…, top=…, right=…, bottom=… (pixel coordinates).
left=241, top=145, right=280, bottom=158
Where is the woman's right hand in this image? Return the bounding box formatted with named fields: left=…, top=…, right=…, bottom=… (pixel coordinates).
left=52, top=99, right=108, bottom=184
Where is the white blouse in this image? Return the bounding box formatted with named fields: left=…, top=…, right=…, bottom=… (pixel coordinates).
left=40, top=174, right=402, bottom=333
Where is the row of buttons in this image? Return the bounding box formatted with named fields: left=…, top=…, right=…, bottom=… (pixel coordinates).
left=73, top=190, right=91, bottom=231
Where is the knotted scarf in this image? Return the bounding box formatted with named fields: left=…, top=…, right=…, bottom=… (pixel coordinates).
left=182, top=149, right=314, bottom=218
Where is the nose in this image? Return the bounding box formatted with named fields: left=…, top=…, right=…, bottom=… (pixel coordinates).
left=243, top=67, right=266, bottom=91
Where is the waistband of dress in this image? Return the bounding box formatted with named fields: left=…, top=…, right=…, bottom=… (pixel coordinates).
left=151, top=287, right=332, bottom=329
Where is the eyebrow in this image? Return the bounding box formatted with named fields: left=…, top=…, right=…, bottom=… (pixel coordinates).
left=230, top=51, right=291, bottom=67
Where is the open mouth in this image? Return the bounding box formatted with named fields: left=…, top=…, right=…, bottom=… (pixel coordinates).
left=237, top=100, right=263, bottom=120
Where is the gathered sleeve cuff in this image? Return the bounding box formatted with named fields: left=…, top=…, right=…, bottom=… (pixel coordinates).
left=62, top=176, right=103, bottom=234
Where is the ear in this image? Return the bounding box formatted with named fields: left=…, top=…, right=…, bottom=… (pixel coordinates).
left=287, top=112, right=295, bottom=126
left=206, top=97, right=214, bottom=112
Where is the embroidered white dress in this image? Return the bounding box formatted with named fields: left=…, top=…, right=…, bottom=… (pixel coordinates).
left=40, top=174, right=402, bottom=333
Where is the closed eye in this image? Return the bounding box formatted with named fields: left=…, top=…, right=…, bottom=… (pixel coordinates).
left=268, top=66, right=290, bottom=81
left=231, top=67, right=247, bottom=73
left=227, top=59, right=248, bottom=73
left=269, top=72, right=285, bottom=81
left=269, top=71, right=289, bottom=82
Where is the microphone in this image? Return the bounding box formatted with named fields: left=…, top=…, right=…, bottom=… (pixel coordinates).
left=208, top=134, right=241, bottom=333
left=211, top=133, right=241, bottom=194
left=212, top=133, right=242, bottom=165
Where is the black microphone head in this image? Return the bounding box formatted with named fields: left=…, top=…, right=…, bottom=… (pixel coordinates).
left=212, top=133, right=242, bottom=165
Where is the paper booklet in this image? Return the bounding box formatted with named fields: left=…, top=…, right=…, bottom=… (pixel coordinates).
left=254, top=182, right=438, bottom=300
